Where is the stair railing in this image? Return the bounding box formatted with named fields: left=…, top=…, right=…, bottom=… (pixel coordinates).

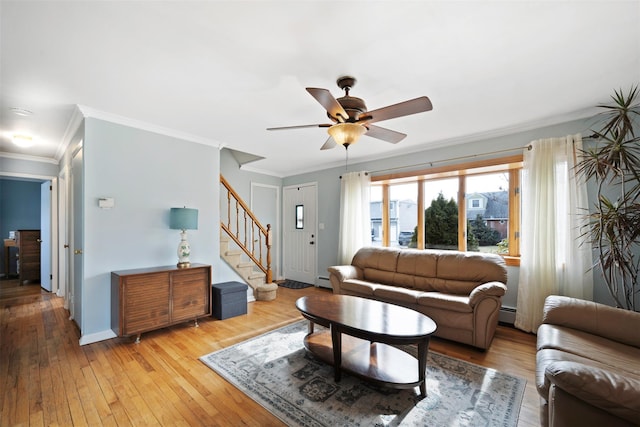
left=220, top=175, right=272, bottom=283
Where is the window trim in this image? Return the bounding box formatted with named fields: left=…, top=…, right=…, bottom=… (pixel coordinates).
left=371, top=155, right=522, bottom=266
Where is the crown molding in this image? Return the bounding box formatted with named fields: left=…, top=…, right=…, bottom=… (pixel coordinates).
left=55, top=105, right=86, bottom=161
left=0, top=151, right=58, bottom=164
left=76, top=105, right=224, bottom=148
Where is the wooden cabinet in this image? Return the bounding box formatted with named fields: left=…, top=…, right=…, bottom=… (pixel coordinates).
left=111, top=264, right=211, bottom=341
left=16, top=230, right=41, bottom=284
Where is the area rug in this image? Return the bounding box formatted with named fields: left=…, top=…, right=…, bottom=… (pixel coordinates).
left=278, top=279, right=315, bottom=289
left=200, top=320, right=525, bottom=427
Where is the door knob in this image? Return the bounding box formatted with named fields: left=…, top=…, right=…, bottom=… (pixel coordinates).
left=74, top=249, right=83, bottom=255
left=36, top=238, right=42, bottom=243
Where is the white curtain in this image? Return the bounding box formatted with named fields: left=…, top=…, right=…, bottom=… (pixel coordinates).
left=337, top=171, right=371, bottom=264
left=515, top=134, right=593, bottom=333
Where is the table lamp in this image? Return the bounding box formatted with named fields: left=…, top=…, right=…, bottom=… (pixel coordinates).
left=170, top=207, right=198, bottom=268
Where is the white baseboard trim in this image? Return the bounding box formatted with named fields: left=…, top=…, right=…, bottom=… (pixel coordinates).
left=79, top=329, right=117, bottom=346
left=499, top=306, right=516, bottom=324
left=317, top=276, right=332, bottom=289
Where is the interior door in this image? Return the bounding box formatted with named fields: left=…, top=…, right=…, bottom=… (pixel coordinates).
left=71, top=147, right=83, bottom=327
left=40, top=181, right=52, bottom=291
left=57, top=170, right=69, bottom=303
left=283, top=183, right=317, bottom=285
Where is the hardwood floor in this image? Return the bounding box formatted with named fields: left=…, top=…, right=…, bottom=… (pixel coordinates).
left=0, top=279, right=540, bottom=426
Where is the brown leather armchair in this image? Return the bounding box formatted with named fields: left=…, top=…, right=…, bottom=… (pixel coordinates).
left=536, top=295, right=640, bottom=426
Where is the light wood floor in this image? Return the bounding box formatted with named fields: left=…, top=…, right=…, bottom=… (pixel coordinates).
left=0, top=279, right=540, bottom=426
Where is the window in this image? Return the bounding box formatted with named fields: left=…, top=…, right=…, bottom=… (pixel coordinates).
left=370, top=156, right=521, bottom=265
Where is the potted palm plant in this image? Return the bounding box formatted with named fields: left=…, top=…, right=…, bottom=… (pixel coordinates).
left=576, top=86, right=640, bottom=311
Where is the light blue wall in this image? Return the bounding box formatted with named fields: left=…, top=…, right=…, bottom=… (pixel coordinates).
left=281, top=117, right=597, bottom=309
left=219, top=148, right=284, bottom=279
left=0, top=156, right=59, bottom=178
left=80, top=118, right=220, bottom=338
left=220, top=149, right=282, bottom=201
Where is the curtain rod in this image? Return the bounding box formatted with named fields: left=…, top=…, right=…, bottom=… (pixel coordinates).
left=339, top=171, right=369, bottom=179
left=369, top=145, right=527, bottom=175
left=369, top=132, right=598, bottom=175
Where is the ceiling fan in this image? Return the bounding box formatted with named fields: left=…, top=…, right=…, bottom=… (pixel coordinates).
left=267, top=76, right=433, bottom=150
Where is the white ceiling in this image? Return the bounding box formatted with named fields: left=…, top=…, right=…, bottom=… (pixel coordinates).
left=1, top=1, right=639, bottom=177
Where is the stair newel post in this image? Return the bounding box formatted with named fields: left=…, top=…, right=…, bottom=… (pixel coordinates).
left=266, top=224, right=272, bottom=283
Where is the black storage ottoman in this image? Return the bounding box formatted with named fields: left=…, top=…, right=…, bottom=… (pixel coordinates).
left=212, top=281, right=248, bottom=320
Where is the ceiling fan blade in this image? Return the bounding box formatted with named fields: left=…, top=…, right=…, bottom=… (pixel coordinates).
left=365, top=124, right=406, bottom=144
left=306, top=88, right=349, bottom=122
left=320, top=136, right=337, bottom=150
left=361, top=96, right=433, bottom=124
left=267, top=123, right=331, bottom=131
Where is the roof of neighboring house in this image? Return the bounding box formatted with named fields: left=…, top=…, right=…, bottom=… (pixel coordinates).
left=467, top=191, right=509, bottom=220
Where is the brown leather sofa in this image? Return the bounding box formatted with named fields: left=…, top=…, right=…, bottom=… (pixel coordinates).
left=536, top=295, right=640, bottom=427
left=327, top=246, right=508, bottom=349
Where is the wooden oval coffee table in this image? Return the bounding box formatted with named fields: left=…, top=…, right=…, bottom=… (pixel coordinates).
left=296, top=294, right=437, bottom=397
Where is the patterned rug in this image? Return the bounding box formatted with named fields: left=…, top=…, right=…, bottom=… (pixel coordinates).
left=200, top=321, right=525, bottom=426
left=278, top=279, right=315, bottom=289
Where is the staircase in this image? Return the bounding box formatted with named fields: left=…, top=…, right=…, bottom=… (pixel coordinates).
left=219, top=234, right=277, bottom=301
left=220, top=175, right=278, bottom=301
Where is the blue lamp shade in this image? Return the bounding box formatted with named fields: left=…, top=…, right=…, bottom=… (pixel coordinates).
left=170, top=208, right=198, bottom=230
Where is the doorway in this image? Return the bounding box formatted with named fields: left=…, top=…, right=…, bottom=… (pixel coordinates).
left=283, top=183, right=317, bottom=285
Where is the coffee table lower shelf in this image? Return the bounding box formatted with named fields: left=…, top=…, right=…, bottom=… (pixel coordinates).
left=303, top=329, right=422, bottom=392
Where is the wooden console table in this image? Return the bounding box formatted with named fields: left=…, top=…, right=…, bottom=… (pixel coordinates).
left=111, top=264, right=212, bottom=343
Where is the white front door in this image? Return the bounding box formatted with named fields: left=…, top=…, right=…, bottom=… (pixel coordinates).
left=283, top=183, right=317, bottom=285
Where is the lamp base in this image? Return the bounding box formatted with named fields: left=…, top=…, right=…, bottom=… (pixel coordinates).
left=176, top=230, right=192, bottom=268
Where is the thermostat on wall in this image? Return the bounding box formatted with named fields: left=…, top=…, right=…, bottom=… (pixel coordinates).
left=98, top=198, right=115, bottom=209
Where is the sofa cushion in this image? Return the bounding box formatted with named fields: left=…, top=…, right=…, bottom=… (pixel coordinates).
left=352, top=247, right=399, bottom=272
left=545, top=361, right=640, bottom=425
left=340, top=279, right=377, bottom=296
left=373, top=284, right=422, bottom=304
left=535, top=348, right=632, bottom=399
left=394, top=250, right=438, bottom=290
left=416, top=292, right=473, bottom=313
left=537, top=324, right=640, bottom=376
left=433, top=251, right=508, bottom=294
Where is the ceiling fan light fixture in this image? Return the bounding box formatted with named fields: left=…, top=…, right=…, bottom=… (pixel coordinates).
left=327, top=122, right=366, bottom=147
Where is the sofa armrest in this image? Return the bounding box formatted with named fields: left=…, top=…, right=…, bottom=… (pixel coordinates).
left=542, top=295, right=640, bottom=348
left=468, top=281, right=507, bottom=307
left=327, top=265, right=360, bottom=293
left=545, top=361, right=640, bottom=425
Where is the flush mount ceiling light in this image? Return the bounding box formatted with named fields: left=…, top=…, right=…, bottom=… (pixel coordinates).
left=9, top=107, right=33, bottom=117
left=12, top=134, right=35, bottom=147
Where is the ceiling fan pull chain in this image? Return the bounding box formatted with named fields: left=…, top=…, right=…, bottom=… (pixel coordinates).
left=345, top=144, right=349, bottom=171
